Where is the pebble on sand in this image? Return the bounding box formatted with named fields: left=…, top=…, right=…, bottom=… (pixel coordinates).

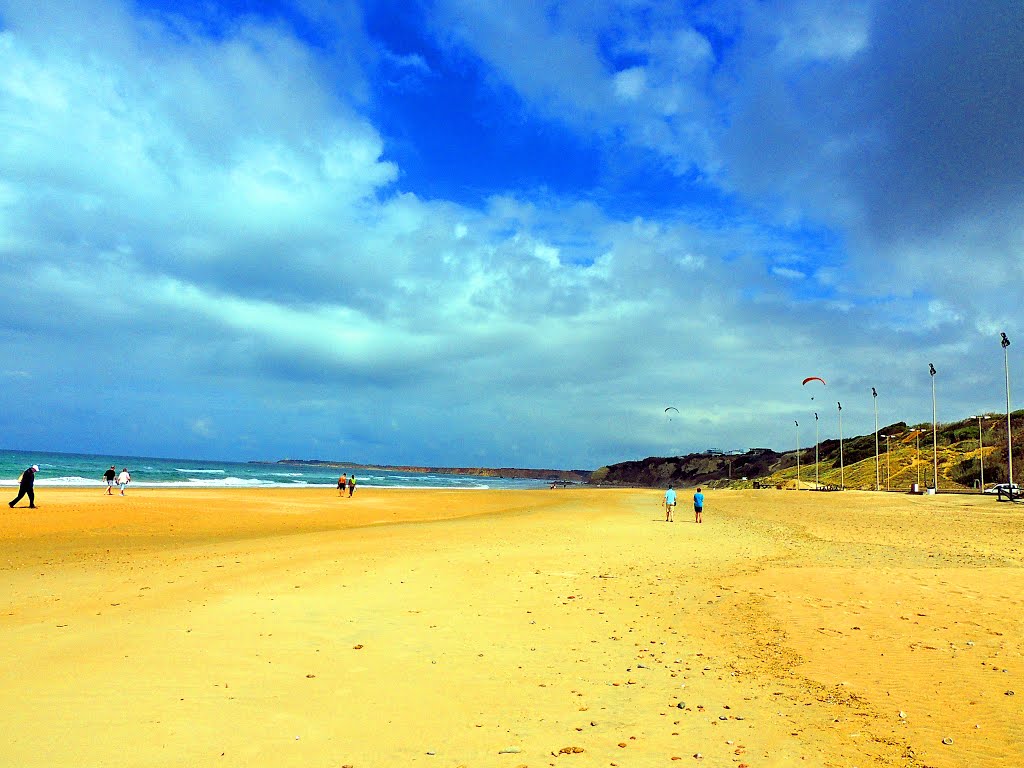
left=498, top=747, right=522, bottom=754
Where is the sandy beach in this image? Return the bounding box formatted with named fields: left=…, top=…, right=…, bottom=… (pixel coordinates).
left=2, top=487, right=1022, bottom=767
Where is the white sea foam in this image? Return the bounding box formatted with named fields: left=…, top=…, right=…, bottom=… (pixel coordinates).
left=34, top=476, right=106, bottom=486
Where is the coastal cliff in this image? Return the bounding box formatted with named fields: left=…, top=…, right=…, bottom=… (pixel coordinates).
left=275, top=459, right=591, bottom=483
left=589, top=448, right=784, bottom=487
left=590, top=413, right=1024, bottom=490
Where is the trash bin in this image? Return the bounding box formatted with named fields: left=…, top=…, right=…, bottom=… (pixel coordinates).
left=910, top=483, right=920, bottom=494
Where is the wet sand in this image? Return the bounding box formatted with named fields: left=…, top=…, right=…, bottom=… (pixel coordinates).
left=2, top=487, right=1022, bottom=767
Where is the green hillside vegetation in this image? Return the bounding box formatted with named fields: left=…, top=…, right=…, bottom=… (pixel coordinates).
left=591, top=412, right=1024, bottom=491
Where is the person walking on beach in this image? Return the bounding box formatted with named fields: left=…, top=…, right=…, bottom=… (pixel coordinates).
left=9, top=465, right=39, bottom=508
left=117, top=467, right=131, bottom=496
left=103, top=465, right=117, bottom=495
left=338, top=474, right=347, bottom=497
left=693, top=487, right=704, bottom=524
left=348, top=475, right=356, bottom=497
left=664, top=485, right=676, bottom=522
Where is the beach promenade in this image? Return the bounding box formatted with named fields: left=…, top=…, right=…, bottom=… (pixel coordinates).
left=2, top=488, right=1022, bottom=767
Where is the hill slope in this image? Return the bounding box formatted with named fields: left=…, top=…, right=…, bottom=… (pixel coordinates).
left=590, top=413, right=1024, bottom=490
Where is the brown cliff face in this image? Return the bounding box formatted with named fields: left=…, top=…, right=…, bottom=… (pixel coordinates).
left=589, top=449, right=782, bottom=487
left=275, top=460, right=591, bottom=483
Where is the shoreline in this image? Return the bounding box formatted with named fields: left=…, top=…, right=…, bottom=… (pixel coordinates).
left=2, top=487, right=1021, bottom=767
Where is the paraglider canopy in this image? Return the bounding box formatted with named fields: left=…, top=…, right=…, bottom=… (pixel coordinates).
left=802, top=376, right=826, bottom=400
left=664, top=407, right=679, bottom=413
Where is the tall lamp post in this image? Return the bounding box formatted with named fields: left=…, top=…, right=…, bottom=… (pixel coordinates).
left=872, top=387, right=880, bottom=491
left=795, top=420, right=800, bottom=490
left=1002, top=333, right=1013, bottom=488
left=930, top=363, right=938, bottom=491
left=837, top=402, right=844, bottom=490
left=814, top=412, right=819, bottom=489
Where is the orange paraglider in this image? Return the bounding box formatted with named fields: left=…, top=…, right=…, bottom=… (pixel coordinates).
left=802, top=376, right=826, bottom=400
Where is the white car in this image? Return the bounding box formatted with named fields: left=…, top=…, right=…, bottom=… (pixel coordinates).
left=983, top=483, right=1021, bottom=494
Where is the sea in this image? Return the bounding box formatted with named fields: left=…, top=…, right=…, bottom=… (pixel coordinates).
left=0, top=449, right=551, bottom=490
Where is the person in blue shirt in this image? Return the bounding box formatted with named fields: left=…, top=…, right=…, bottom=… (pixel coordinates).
left=664, top=485, right=676, bottom=522
left=693, top=487, right=704, bottom=523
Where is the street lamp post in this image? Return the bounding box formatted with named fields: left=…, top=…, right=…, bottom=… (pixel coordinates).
left=1002, top=333, right=1013, bottom=488
left=838, top=402, right=844, bottom=490
left=814, top=412, right=819, bottom=489
left=930, top=363, right=938, bottom=491
left=872, top=387, right=880, bottom=491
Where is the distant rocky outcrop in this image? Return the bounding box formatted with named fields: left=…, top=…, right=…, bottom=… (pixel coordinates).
left=274, top=459, right=591, bottom=483
left=588, top=448, right=783, bottom=487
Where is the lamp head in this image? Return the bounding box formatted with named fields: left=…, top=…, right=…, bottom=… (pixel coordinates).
left=1001, top=332, right=1010, bottom=348
left=929, top=363, right=936, bottom=376
left=871, top=387, right=877, bottom=398
left=837, top=401, right=842, bottom=410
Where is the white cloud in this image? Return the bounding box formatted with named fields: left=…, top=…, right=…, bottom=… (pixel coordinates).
left=771, top=266, right=806, bottom=280
left=0, top=0, right=1020, bottom=468
left=613, top=67, right=646, bottom=100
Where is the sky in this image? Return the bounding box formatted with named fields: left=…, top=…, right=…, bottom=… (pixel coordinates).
left=1, top=0, right=1022, bottom=469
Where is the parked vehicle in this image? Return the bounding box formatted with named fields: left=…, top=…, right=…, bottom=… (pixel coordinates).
left=983, top=483, right=1021, bottom=494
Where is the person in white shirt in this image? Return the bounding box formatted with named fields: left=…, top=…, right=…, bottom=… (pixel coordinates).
left=117, top=468, right=131, bottom=496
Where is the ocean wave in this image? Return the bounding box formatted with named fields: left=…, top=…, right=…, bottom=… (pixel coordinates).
left=176, top=468, right=225, bottom=474
left=34, top=476, right=106, bottom=486
left=371, top=483, right=490, bottom=490
left=184, top=476, right=276, bottom=487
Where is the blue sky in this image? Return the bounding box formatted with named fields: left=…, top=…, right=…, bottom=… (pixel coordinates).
left=1, top=0, right=1022, bottom=468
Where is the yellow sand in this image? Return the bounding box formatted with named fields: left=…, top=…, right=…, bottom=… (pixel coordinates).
left=2, top=487, right=1022, bottom=767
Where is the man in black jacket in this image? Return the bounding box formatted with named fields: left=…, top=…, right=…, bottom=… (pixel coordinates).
left=9, top=464, right=38, bottom=508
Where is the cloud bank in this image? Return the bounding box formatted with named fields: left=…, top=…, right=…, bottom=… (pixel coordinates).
left=0, top=0, right=1020, bottom=468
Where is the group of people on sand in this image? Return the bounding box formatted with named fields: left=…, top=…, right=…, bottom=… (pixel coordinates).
left=8, top=463, right=133, bottom=509
left=10, top=462, right=361, bottom=507
left=338, top=473, right=357, bottom=497
left=663, top=485, right=704, bottom=523
left=102, top=465, right=132, bottom=495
